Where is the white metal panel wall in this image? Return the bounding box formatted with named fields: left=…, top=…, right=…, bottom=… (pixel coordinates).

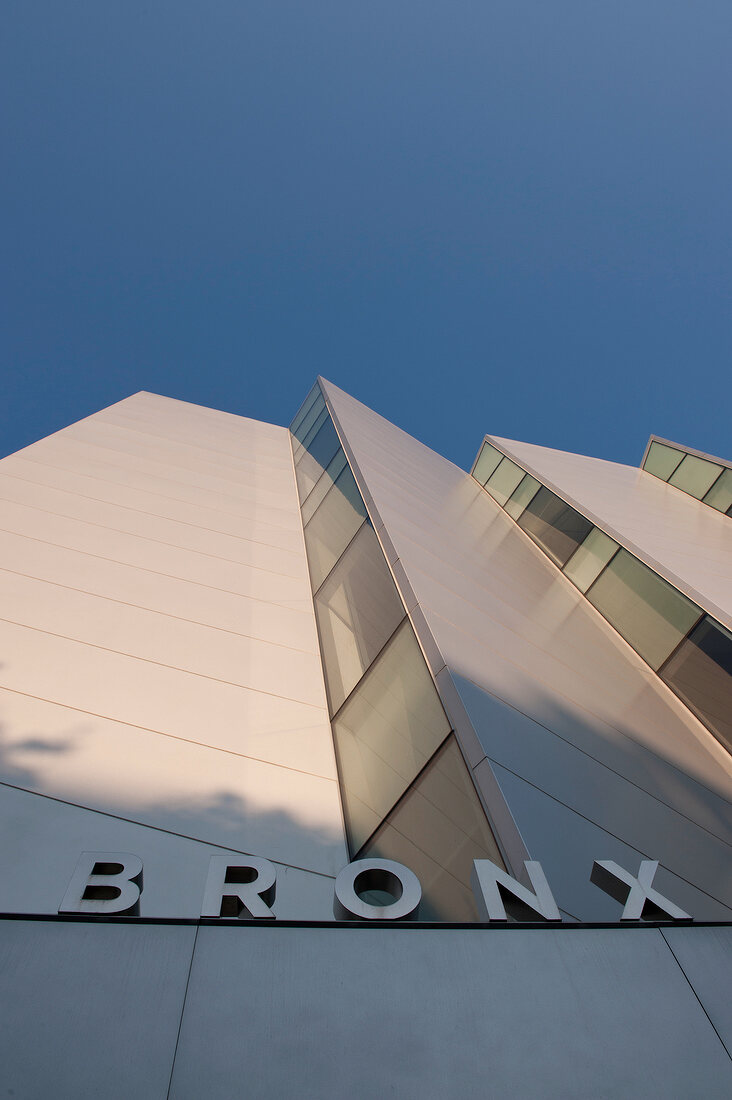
left=320, top=380, right=732, bottom=919
left=0, top=392, right=347, bottom=916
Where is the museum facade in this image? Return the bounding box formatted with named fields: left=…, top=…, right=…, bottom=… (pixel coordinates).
left=0, top=380, right=730, bottom=1096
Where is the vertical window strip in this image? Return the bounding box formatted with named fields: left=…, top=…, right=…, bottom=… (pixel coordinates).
left=643, top=439, right=731, bottom=518
left=292, top=403, right=504, bottom=912
left=473, top=443, right=731, bottom=753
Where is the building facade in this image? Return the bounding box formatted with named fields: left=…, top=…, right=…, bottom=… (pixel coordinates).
left=0, top=381, right=730, bottom=1096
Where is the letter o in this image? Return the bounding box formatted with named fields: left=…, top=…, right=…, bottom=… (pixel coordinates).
left=334, top=858, right=421, bottom=921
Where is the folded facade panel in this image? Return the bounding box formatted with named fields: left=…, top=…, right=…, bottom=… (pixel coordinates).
left=1, top=381, right=731, bottom=1096
left=321, top=378, right=732, bottom=921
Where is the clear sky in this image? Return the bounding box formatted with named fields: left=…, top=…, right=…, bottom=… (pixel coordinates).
left=2, top=2, right=730, bottom=472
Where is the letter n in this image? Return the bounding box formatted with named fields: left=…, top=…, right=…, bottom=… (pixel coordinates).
left=471, top=859, right=561, bottom=922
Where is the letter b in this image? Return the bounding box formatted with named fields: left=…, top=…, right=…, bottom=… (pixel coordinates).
left=59, top=852, right=143, bottom=916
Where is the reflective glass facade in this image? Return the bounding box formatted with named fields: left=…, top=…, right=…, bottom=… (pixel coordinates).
left=563, top=528, right=619, bottom=593
left=472, top=437, right=732, bottom=755
left=360, top=736, right=505, bottom=922
left=315, top=522, right=404, bottom=714
left=472, top=441, right=504, bottom=486
left=703, top=467, right=732, bottom=515
left=660, top=618, right=732, bottom=753
left=304, top=464, right=367, bottom=591
left=586, top=550, right=702, bottom=671
left=332, top=620, right=451, bottom=851
left=643, top=440, right=685, bottom=480
left=293, top=388, right=504, bottom=920
left=642, top=436, right=732, bottom=517
left=518, top=486, right=593, bottom=568
left=483, top=456, right=525, bottom=506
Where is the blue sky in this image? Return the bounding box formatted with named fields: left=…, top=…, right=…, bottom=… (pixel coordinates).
left=2, top=2, right=730, bottom=471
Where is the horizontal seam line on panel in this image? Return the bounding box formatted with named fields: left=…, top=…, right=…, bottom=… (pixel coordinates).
left=32, top=437, right=300, bottom=524
left=106, top=405, right=291, bottom=450
left=488, top=758, right=732, bottom=911
left=0, top=777, right=339, bottom=879
left=0, top=470, right=304, bottom=559
left=0, top=525, right=312, bottom=616
left=0, top=685, right=338, bottom=780
left=459, top=676, right=732, bottom=845
left=0, top=619, right=328, bottom=711
left=18, top=453, right=301, bottom=536
left=68, top=420, right=294, bottom=480
left=53, top=415, right=292, bottom=471
left=0, top=495, right=310, bottom=585
left=0, top=566, right=318, bottom=658
left=427, top=605, right=732, bottom=813
left=84, top=413, right=295, bottom=470
left=98, top=406, right=293, bottom=456
left=19, top=446, right=301, bottom=532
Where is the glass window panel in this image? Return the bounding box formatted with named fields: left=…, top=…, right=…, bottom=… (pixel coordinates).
left=292, top=403, right=328, bottom=465
left=332, top=620, right=451, bottom=852
left=315, top=522, right=405, bottom=714
left=291, top=396, right=326, bottom=456
left=301, top=449, right=348, bottom=525
left=586, top=549, right=702, bottom=670
left=472, top=442, right=503, bottom=486
left=660, top=617, right=732, bottom=754
left=563, top=527, right=619, bottom=593
left=295, top=417, right=341, bottom=501
left=517, top=486, right=593, bottom=567
left=304, top=464, right=367, bottom=591
left=504, top=474, right=541, bottom=520
left=669, top=454, right=724, bottom=499
left=360, top=736, right=505, bottom=922
left=643, top=441, right=684, bottom=480
left=703, top=467, right=732, bottom=514
left=289, top=383, right=322, bottom=437
left=484, top=457, right=525, bottom=506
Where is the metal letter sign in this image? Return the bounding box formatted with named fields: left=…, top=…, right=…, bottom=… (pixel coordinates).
left=59, top=852, right=144, bottom=916
left=56, top=849, right=697, bottom=922
left=471, top=859, right=561, bottom=922
left=590, top=860, right=692, bottom=921
left=201, top=856, right=277, bottom=919
left=334, top=858, right=421, bottom=921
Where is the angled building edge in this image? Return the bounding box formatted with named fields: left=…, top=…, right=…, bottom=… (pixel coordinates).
left=0, top=382, right=731, bottom=1098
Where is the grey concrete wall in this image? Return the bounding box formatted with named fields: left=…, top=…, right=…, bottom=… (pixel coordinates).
left=1, top=919, right=730, bottom=1099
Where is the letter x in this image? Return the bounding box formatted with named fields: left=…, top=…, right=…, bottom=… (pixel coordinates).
left=591, top=859, right=692, bottom=921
